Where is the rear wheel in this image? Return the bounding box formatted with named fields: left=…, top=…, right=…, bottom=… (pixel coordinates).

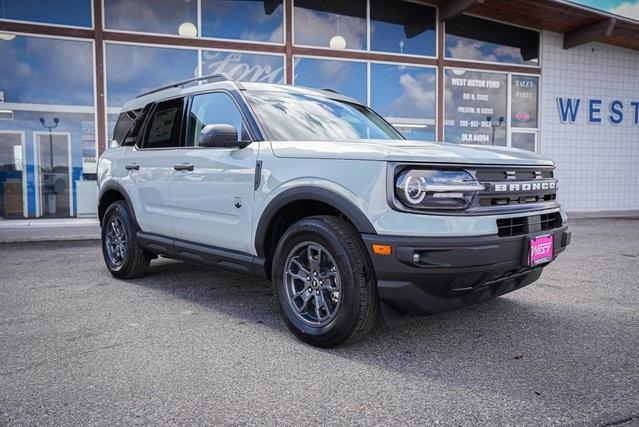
left=101, top=201, right=150, bottom=279
left=272, top=216, right=378, bottom=347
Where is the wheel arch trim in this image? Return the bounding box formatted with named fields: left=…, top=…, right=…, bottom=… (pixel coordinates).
left=98, top=181, right=139, bottom=229
left=254, top=186, right=377, bottom=257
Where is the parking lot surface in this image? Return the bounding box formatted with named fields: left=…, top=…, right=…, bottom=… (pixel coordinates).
left=1, top=218, right=637, bottom=425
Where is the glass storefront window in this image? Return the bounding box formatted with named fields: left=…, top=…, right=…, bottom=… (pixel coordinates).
left=0, top=35, right=95, bottom=218
left=370, top=63, right=436, bottom=141
left=370, top=0, right=436, bottom=57
left=105, top=44, right=198, bottom=107
left=511, top=75, right=539, bottom=128
left=0, top=0, right=92, bottom=27
left=293, top=57, right=367, bottom=104
left=445, top=15, right=539, bottom=65
left=202, top=50, right=284, bottom=83
left=0, top=36, right=94, bottom=105
left=294, top=0, right=366, bottom=51
left=511, top=132, right=536, bottom=152
left=202, top=0, right=283, bottom=43
left=104, top=0, right=198, bottom=36
left=444, top=69, right=507, bottom=146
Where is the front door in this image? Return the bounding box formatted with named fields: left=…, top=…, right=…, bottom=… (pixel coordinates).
left=169, top=91, right=258, bottom=254
left=0, top=132, right=26, bottom=218
left=34, top=132, right=72, bottom=218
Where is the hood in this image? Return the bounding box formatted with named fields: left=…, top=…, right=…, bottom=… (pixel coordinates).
left=270, top=139, right=553, bottom=166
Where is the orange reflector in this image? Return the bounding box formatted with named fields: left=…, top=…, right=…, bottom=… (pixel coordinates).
left=372, top=244, right=392, bottom=255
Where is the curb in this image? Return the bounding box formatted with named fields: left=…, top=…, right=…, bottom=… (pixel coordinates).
left=0, top=236, right=101, bottom=244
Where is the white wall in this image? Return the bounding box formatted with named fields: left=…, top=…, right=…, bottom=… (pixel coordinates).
left=540, top=31, right=639, bottom=212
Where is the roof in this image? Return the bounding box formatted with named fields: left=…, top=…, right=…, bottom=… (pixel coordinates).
left=426, top=0, right=639, bottom=51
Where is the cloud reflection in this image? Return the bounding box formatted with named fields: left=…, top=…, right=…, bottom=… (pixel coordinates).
left=247, top=92, right=396, bottom=141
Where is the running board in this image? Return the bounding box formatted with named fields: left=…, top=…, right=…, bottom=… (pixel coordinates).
left=136, top=232, right=267, bottom=279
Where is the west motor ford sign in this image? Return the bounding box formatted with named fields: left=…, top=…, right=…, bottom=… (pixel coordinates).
left=557, top=97, right=639, bottom=125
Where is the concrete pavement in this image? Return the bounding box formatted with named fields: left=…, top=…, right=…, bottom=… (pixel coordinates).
left=0, top=218, right=637, bottom=425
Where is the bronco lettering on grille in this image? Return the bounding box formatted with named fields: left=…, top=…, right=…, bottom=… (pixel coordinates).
left=493, top=180, right=557, bottom=192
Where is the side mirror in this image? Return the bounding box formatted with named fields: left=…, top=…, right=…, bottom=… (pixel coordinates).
left=198, top=124, right=249, bottom=149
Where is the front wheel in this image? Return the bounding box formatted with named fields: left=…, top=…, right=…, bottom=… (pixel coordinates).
left=101, top=200, right=150, bottom=279
left=272, top=216, right=378, bottom=347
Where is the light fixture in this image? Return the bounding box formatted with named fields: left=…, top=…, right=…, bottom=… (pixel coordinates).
left=178, top=21, right=197, bottom=37
left=0, top=32, right=16, bottom=41
left=329, top=35, right=346, bottom=50
left=178, top=0, right=197, bottom=37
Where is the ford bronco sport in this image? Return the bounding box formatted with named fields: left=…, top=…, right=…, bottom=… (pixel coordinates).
left=98, top=74, right=571, bottom=347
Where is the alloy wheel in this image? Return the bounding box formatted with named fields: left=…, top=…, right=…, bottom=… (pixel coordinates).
left=105, top=216, right=128, bottom=268
left=283, top=241, right=342, bottom=327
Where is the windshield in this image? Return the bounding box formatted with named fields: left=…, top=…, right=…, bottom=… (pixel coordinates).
left=244, top=90, right=404, bottom=141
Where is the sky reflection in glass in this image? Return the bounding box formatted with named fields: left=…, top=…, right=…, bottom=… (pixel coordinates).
left=294, top=0, right=366, bottom=50
left=104, top=0, right=197, bottom=35
left=202, top=0, right=283, bottom=42
left=0, top=36, right=94, bottom=105
left=0, top=0, right=92, bottom=27
left=293, top=57, right=367, bottom=104
left=370, top=0, right=436, bottom=56
left=445, top=15, right=539, bottom=65
left=105, top=44, right=198, bottom=107
left=370, top=63, right=436, bottom=140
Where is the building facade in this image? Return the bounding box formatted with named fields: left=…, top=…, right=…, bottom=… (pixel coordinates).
left=0, top=0, right=637, bottom=219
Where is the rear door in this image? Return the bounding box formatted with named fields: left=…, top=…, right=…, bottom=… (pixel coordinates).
left=169, top=91, right=259, bottom=254
left=123, top=97, right=185, bottom=236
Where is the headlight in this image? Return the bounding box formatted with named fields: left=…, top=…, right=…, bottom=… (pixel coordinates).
left=394, top=169, right=484, bottom=210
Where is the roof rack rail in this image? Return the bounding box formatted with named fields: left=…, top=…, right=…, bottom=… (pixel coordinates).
left=136, top=73, right=231, bottom=98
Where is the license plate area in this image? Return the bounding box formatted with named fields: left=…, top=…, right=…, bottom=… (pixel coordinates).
left=528, top=234, right=554, bottom=266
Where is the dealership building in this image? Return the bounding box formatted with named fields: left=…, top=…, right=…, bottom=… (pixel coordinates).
left=0, top=0, right=637, bottom=219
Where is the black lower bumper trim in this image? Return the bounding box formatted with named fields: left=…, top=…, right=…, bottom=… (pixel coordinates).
left=362, top=226, right=571, bottom=314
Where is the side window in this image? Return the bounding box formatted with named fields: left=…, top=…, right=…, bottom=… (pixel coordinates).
left=111, top=109, right=141, bottom=147
left=141, top=98, right=184, bottom=149
left=186, top=92, right=250, bottom=147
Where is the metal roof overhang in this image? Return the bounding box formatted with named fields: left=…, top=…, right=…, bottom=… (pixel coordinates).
left=424, top=0, right=639, bottom=51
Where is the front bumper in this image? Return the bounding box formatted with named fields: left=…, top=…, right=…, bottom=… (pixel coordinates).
left=362, top=225, right=571, bottom=314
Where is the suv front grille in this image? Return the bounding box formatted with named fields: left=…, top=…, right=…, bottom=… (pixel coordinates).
left=472, top=167, right=557, bottom=209
left=497, top=212, right=563, bottom=237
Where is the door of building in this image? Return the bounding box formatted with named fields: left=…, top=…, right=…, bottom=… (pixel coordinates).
left=0, top=131, right=27, bottom=219
left=34, top=132, right=73, bottom=218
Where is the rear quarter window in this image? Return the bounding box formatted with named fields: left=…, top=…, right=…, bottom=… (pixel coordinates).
left=111, top=109, right=141, bottom=147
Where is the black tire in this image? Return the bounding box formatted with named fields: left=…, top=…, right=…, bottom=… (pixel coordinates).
left=101, top=200, right=150, bottom=279
left=272, top=215, right=378, bottom=347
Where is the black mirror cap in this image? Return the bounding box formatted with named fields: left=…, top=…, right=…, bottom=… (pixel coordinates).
left=199, top=124, right=249, bottom=148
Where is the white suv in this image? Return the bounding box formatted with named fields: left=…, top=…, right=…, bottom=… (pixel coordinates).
left=98, top=74, right=571, bottom=347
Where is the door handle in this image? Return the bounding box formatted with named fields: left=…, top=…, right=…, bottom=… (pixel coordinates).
left=174, top=163, right=194, bottom=171
left=125, top=163, right=139, bottom=171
